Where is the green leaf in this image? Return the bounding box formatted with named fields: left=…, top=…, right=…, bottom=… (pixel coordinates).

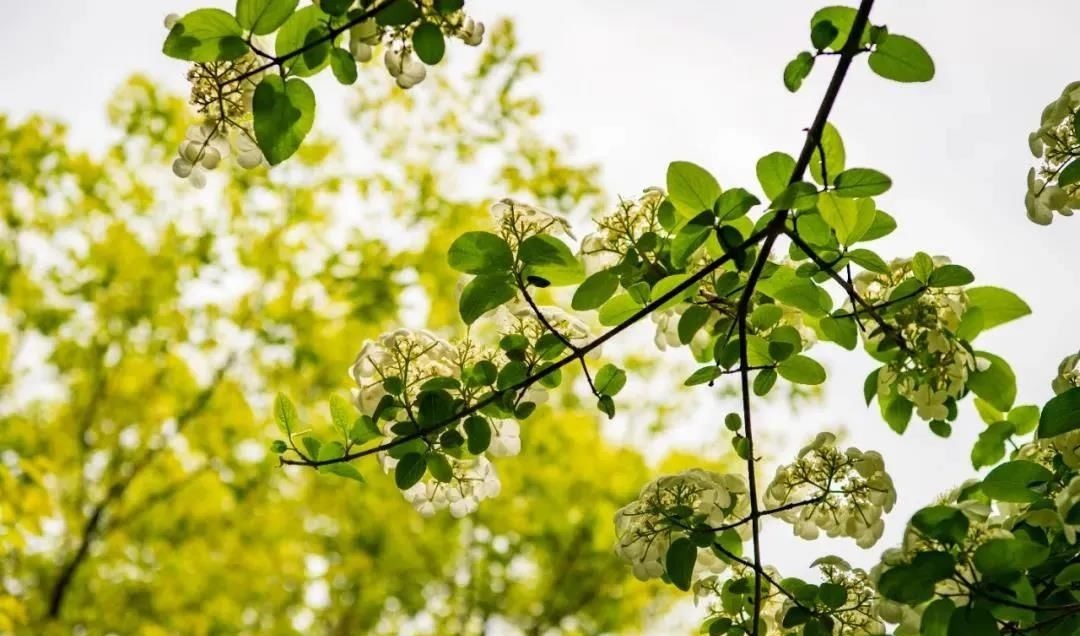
left=667, top=161, right=721, bottom=216
left=376, top=0, right=420, bottom=26
left=394, top=452, right=427, bottom=489
left=412, top=22, right=445, bottom=64
left=820, top=315, right=857, bottom=350
left=274, top=392, right=299, bottom=434
left=252, top=75, right=316, bottom=165
left=769, top=181, right=819, bottom=211
left=671, top=213, right=713, bottom=268
left=319, top=0, right=352, bottom=16
left=317, top=440, right=345, bottom=462
left=665, top=537, right=697, bottom=591
left=777, top=355, right=826, bottom=385
left=447, top=231, right=513, bottom=274
left=434, top=0, right=463, bottom=13
left=685, top=366, right=722, bottom=386
left=329, top=394, right=353, bottom=435
left=981, top=460, right=1053, bottom=503
left=518, top=235, right=584, bottom=286
left=861, top=208, right=897, bottom=241
left=652, top=274, right=697, bottom=311
left=275, top=6, right=333, bottom=76
left=236, top=0, right=298, bottom=35
left=911, top=505, right=969, bottom=544
left=869, top=34, right=935, bottom=83
left=878, top=551, right=955, bottom=604
left=772, top=279, right=833, bottom=317
left=920, top=599, right=955, bottom=636
left=464, top=415, right=491, bottom=454
left=330, top=47, right=358, bottom=84
left=572, top=269, right=619, bottom=311
left=809, top=6, right=865, bottom=52
left=927, top=264, right=974, bottom=287
left=458, top=273, right=516, bottom=324
left=349, top=415, right=381, bottom=444
left=818, top=582, right=846, bottom=609
left=968, top=353, right=1016, bottom=412
left=595, top=364, right=627, bottom=396
left=678, top=305, right=711, bottom=345
left=756, top=152, right=796, bottom=200
left=1059, top=158, right=1080, bottom=187
left=847, top=248, right=889, bottom=274
left=714, top=188, right=760, bottom=222
left=971, top=421, right=1014, bottom=469
left=973, top=538, right=1049, bottom=577
left=810, top=20, right=839, bottom=51
left=753, top=368, right=777, bottom=396
left=809, top=122, right=845, bottom=186
left=833, top=168, right=892, bottom=197
left=1007, top=405, right=1039, bottom=435
left=947, top=606, right=997, bottom=636
left=966, top=287, right=1030, bottom=331
left=1039, top=387, right=1080, bottom=438
left=784, top=51, right=815, bottom=92
left=322, top=462, right=365, bottom=482
left=912, top=252, right=934, bottom=283
left=598, top=294, right=643, bottom=327
left=426, top=452, right=454, bottom=483
left=301, top=436, right=321, bottom=458
left=163, top=9, right=248, bottom=62
left=881, top=393, right=913, bottom=434
left=817, top=191, right=861, bottom=244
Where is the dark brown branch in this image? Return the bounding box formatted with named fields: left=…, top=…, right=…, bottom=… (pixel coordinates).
left=45, top=358, right=234, bottom=619
left=281, top=227, right=773, bottom=468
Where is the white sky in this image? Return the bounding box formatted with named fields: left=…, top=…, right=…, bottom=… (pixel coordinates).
left=5, top=0, right=1080, bottom=594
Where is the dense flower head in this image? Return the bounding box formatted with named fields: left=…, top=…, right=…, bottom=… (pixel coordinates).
left=1052, top=350, right=1080, bottom=395
left=1025, top=80, right=1080, bottom=224
left=361, top=4, right=486, bottom=88
left=399, top=455, right=501, bottom=518
left=695, top=564, right=786, bottom=634
left=489, top=198, right=573, bottom=247
left=350, top=328, right=459, bottom=412
left=764, top=432, right=896, bottom=548
left=580, top=187, right=666, bottom=274
left=165, top=16, right=267, bottom=183
left=613, top=469, right=750, bottom=582
left=855, top=257, right=977, bottom=422
left=774, top=557, right=885, bottom=635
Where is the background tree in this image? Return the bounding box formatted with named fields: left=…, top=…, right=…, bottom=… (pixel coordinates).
left=0, top=22, right=729, bottom=634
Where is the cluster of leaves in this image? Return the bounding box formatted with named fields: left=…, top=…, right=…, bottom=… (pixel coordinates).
left=3, top=22, right=714, bottom=634
left=152, top=0, right=1080, bottom=634
left=783, top=5, right=934, bottom=92
left=874, top=388, right=1080, bottom=635
left=163, top=0, right=479, bottom=164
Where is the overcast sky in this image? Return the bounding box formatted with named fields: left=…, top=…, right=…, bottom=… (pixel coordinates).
left=5, top=0, right=1080, bottom=586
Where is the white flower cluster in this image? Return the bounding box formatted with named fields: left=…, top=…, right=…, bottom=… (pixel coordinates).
left=164, top=15, right=267, bottom=184
left=695, top=564, right=785, bottom=633
left=613, top=469, right=750, bottom=582
left=356, top=7, right=484, bottom=90
left=348, top=328, right=535, bottom=517
left=1052, top=349, right=1080, bottom=395
left=1026, top=80, right=1080, bottom=224
left=580, top=187, right=666, bottom=274
left=764, top=432, right=896, bottom=548
left=401, top=455, right=501, bottom=518
left=855, top=257, right=977, bottom=422
left=490, top=198, right=574, bottom=247
left=775, top=557, right=885, bottom=635
left=350, top=328, right=458, bottom=412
